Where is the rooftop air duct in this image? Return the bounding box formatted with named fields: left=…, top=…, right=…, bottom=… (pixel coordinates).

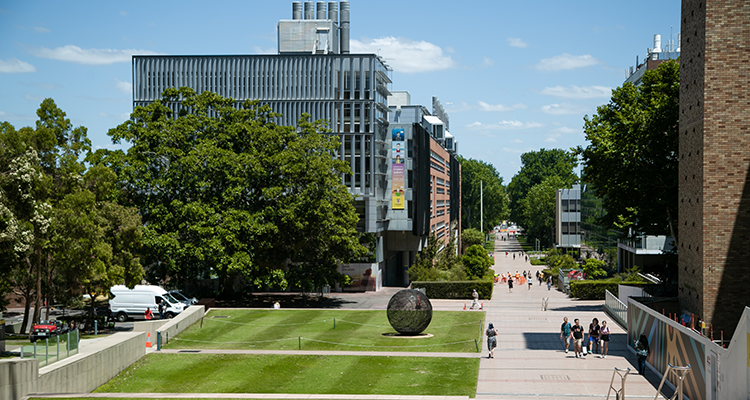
left=304, top=1, right=314, bottom=19
left=340, top=1, right=350, bottom=54
left=316, top=2, right=326, bottom=19
left=292, top=2, right=302, bottom=19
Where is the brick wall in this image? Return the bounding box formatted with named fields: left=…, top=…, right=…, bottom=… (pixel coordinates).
left=680, top=0, right=750, bottom=337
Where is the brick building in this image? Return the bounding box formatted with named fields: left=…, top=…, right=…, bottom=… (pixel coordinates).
left=679, top=0, right=750, bottom=337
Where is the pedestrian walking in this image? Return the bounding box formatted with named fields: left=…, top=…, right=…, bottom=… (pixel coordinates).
left=523, top=270, right=527, bottom=279
left=527, top=276, right=533, bottom=290
left=600, top=321, right=610, bottom=358
left=470, top=289, right=479, bottom=309
left=571, top=319, right=584, bottom=358
left=486, top=322, right=498, bottom=358
left=157, top=298, right=165, bottom=319
left=547, top=275, right=552, bottom=291
left=508, top=276, right=514, bottom=293
left=634, top=334, right=650, bottom=375
left=513, top=253, right=516, bottom=260
left=560, top=317, right=572, bottom=354
left=588, top=318, right=601, bottom=355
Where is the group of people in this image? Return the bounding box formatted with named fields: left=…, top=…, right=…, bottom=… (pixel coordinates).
left=504, top=251, right=529, bottom=263
left=559, top=317, right=611, bottom=359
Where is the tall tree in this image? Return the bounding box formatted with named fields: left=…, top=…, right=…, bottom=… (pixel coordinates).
left=93, top=87, right=364, bottom=294
left=521, top=176, right=570, bottom=247
left=458, top=157, right=508, bottom=233
left=576, top=60, right=679, bottom=238
left=507, top=149, right=577, bottom=224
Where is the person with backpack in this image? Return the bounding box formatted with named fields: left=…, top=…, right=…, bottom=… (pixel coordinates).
left=634, top=334, right=650, bottom=375
left=157, top=298, right=165, bottom=319
left=486, top=322, right=498, bottom=359
left=560, top=317, right=572, bottom=354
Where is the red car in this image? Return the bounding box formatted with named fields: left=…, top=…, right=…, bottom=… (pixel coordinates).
left=30, top=320, right=68, bottom=343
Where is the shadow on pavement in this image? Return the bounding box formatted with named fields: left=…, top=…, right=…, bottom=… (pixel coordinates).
left=549, top=304, right=604, bottom=312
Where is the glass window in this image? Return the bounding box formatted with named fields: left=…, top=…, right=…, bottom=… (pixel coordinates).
left=562, top=199, right=569, bottom=213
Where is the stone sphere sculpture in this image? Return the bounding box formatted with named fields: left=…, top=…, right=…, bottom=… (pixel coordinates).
left=386, top=289, right=433, bottom=335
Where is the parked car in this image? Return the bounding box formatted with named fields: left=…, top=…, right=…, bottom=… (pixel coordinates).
left=30, top=320, right=68, bottom=342
left=109, top=285, right=185, bottom=322
left=168, top=290, right=198, bottom=306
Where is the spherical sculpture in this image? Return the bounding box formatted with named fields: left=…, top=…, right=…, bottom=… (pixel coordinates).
left=387, top=289, right=433, bottom=335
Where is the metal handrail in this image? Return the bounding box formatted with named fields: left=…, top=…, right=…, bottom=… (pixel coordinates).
left=604, top=290, right=628, bottom=328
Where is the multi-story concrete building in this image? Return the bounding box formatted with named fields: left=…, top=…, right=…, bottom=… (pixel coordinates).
left=132, top=1, right=395, bottom=291
left=131, top=2, right=462, bottom=292
left=555, top=184, right=581, bottom=252
left=385, top=92, right=461, bottom=286
left=679, top=0, right=750, bottom=337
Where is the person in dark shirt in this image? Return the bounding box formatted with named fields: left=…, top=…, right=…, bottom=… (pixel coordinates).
left=571, top=319, right=584, bottom=358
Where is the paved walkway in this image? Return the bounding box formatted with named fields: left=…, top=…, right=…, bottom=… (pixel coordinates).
left=475, top=235, right=657, bottom=399
left=23, top=236, right=667, bottom=400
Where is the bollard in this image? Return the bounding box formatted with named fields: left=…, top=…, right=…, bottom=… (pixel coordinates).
left=166, top=332, right=169, bottom=344
left=475, top=339, right=479, bottom=352
left=298, top=336, right=301, bottom=350
left=56, top=335, right=60, bottom=362
left=334, top=318, right=336, bottom=329
left=67, top=331, right=70, bottom=357
left=201, top=317, right=203, bottom=329
left=45, top=338, right=49, bottom=366
left=95, top=320, right=98, bottom=335
left=156, top=331, right=162, bottom=351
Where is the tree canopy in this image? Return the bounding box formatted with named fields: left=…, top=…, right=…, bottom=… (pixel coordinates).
left=458, top=157, right=508, bottom=233
left=521, top=176, right=570, bottom=247
left=507, top=148, right=578, bottom=225
left=92, top=87, right=364, bottom=293
left=576, top=60, right=679, bottom=238
left=0, top=100, right=143, bottom=330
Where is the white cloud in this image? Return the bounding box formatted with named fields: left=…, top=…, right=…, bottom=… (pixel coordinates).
left=552, top=126, right=578, bottom=134
left=350, top=36, right=455, bottom=73
left=119, top=11, right=128, bottom=16
left=24, top=94, right=43, bottom=101
left=0, top=110, right=35, bottom=120
left=477, top=101, right=527, bottom=112
left=507, top=37, right=528, bottom=48
left=30, top=45, right=159, bottom=65
left=541, top=103, right=587, bottom=115
left=540, top=85, right=611, bottom=99
left=33, top=26, right=50, bottom=33
left=467, top=120, right=544, bottom=130
left=115, top=78, right=132, bottom=93
left=0, top=58, right=36, bottom=73
left=544, top=136, right=560, bottom=143
left=252, top=46, right=276, bottom=54
left=535, top=53, right=600, bottom=72
left=482, top=57, right=495, bottom=67
left=509, top=138, right=524, bottom=144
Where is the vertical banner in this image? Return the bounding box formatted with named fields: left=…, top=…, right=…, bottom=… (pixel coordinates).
left=391, top=128, right=405, bottom=209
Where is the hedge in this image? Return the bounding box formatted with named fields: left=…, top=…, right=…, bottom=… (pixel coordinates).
left=412, top=280, right=493, bottom=300
left=541, top=269, right=558, bottom=285
left=569, top=280, right=650, bottom=300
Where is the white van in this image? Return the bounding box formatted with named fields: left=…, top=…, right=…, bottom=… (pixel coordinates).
left=109, top=285, right=185, bottom=322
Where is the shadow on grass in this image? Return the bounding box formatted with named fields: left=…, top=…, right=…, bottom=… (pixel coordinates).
left=215, top=294, right=358, bottom=309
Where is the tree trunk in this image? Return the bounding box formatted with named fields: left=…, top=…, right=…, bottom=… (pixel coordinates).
left=32, top=246, right=42, bottom=324
left=45, top=254, right=52, bottom=323
left=20, top=289, right=32, bottom=335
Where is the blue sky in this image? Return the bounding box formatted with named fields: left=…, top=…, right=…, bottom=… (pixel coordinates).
left=0, top=0, right=681, bottom=182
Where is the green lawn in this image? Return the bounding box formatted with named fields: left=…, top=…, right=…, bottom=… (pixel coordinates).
left=164, top=309, right=484, bottom=353
left=95, top=353, right=478, bottom=397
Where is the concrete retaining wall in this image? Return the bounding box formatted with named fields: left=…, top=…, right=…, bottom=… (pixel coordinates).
left=38, top=331, right=145, bottom=394
left=1, top=305, right=205, bottom=400
left=132, top=305, right=205, bottom=346
left=0, top=358, right=38, bottom=400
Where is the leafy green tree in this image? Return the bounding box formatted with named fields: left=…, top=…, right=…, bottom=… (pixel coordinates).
left=462, top=244, right=492, bottom=279
left=521, top=176, right=570, bottom=247
left=435, top=226, right=462, bottom=272
left=545, top=248, right=577, bottom=275
left=408, top=233, right=440, bottom=282
left=582, top=258, right=607, bottom=279
left=508, top=149, right=577, bottom=224
left=576, top=60, right=679, bottom=239
left=94, top=88, right=364, bottom=294
left=0, top=99, right=141, bottom=330
left=461, top=228, right=484, bottom=252
left=458, top=157, right=508, bottom=233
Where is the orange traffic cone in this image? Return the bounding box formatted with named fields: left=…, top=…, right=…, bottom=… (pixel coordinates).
left=480, top=302, right=484, bottom=310
left=463, top=302, right=466, bottom=310
left=146, top=332, right=152, bottom=348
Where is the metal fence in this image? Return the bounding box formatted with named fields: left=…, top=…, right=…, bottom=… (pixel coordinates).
left=604, top=290, right=628, bottom=328
left=19, top=329, right=79, bottom=367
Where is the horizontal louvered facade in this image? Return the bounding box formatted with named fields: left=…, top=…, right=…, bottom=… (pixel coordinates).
left=132, top=54, right=391, bottom=233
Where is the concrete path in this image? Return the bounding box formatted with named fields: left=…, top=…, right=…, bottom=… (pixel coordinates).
left=475, top=235, right=658, bottom=399
left=28, top=394, right=470, bottom=400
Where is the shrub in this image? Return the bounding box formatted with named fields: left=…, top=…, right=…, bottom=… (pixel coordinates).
left=413, top=280, right=493, bottom=299
left=569, top=279, right=650, bottom=300
left=530, top=258, right=546, bottom=266
left=461, top=228, right=484, bottom=250
left=463, top=244, right=492, bottom=279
